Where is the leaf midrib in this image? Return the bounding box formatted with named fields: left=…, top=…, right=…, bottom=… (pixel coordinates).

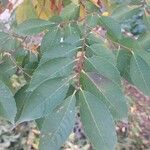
left=83, top=72, right=121, bottom=117
left=22, top=77, right=73, bottom=119
left=45, top=93, right=75, bottom=141
left=29, top=59, right=75, bottom=91
left=81, top=90, right=108, bottom=147
left=132, top=53, right=149, bottom=93
left=86, top=57, right=121, bottom=87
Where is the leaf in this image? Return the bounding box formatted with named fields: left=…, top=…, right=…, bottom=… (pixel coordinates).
left=85, top=1, right=100, bottom=13
left=0, top=32, right=19, bottom=52
left=28, top=57, right=75, bottom=91
left=22, top=52, right=39, bottom=81
left=85, top=56, right=121, bottom=86
left=40, top=28, right=62, bottom=53
left=39, top=94, right=76, bottom=150
left=87, top=14, right=100, bottom=28
left=116, top=35, right=139, bottom=51
left=40, top=24, right=81, bottom=55
left=79, top=90, right=117, bottom=150
left=15, top=19, right=58, bottom=36
left=143, top=10, right=150, bottom=31
left=0, top=56, right=17, bottom=91
left=87, top=33, right=105, bottom=45
left=40, top=25, right=81, bottom=63
left=14, top=85, right=30, bottom=120
left=18, top=77, right=72, bottom=122
left=0, top=80, right=17, bottom=124
left=130, top=51, right=150, bottom=95
left=138, top=31, right=150, bottom=52
left=41, top=43, right=80, bottom=64
left=117, top=49, right=132, bottom=81
left=32, top=0, right=52, bottom=20
left=112, top=5, right=141, bottom=22
left=36, top=117, right=45, bottom=130
left=98, top=16, right=122, bottom=40
left=87, top=43, right=115, bottom=64
left=16, top=0, right=37, bottom=24
left=61, top=3, right=79, bottom=20
left=80, top=72, right=128, bottom=120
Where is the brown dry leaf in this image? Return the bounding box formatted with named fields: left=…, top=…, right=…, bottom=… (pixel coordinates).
left=50, top=0, right=63, bottom=14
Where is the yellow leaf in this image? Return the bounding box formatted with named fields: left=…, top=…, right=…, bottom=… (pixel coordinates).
left=102, top=11, right=109, bottom=16
left=80, top=5, right=85, bottom=19
left=16, top=0, right=37, bottom=24
left=32, top=0, right=52, bottom=20
left=71, top=0, right=79, bottom=5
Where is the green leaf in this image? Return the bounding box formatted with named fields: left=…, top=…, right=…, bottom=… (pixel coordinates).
left=130, top=51, right=150, bottom=95
left=15, top=19, right=58, bottom=36
left=22, top=52, right=39, bottom=77
left=138, top=31, right=150, bottom=52
left=85, top=1, right=100, bottom=13
left=18, top=77, right=72, bottom=122
left=36, top=117, right=45, bottom=130
left=87, top=14, right=100, bottom=28
left=39, top=94, right=76, bottom=150
left=40, top=24, right=81, bottom=53
left=61, top=3, right=79, bottom=20
left=14, top=85, right=30, bottom=120
left=117, top=49, right=132, bottom=81
left=98, top=16, right=122, bottom=40
left=40, top=43, right=80, bottom=64
left=85, top=56, right=121, bottom=86
left=0, top=56, right=17, bottom=91
left=28, top=57, right=75, bottom=91
left=0, top=32, right=19, bottom=52
left=87, top=33, right=104, bottom=45
left=143, top=11, right=150, bottom=32
left=112, top=5, right=141, bottom=22
left=14, top=48, right=28, bottom=66
left=40, top=25, right=81, bottom=63
left=116, top=36, right=138, bottom=49
left=79, top=90, right=117, bottom=150
left=0, top=80, right=17, bottom=124
left=87, top=44, right=115, bottom=64
left=40, top=28, right=62, bottom=53
left=80, top=72, right=128, bottom=120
